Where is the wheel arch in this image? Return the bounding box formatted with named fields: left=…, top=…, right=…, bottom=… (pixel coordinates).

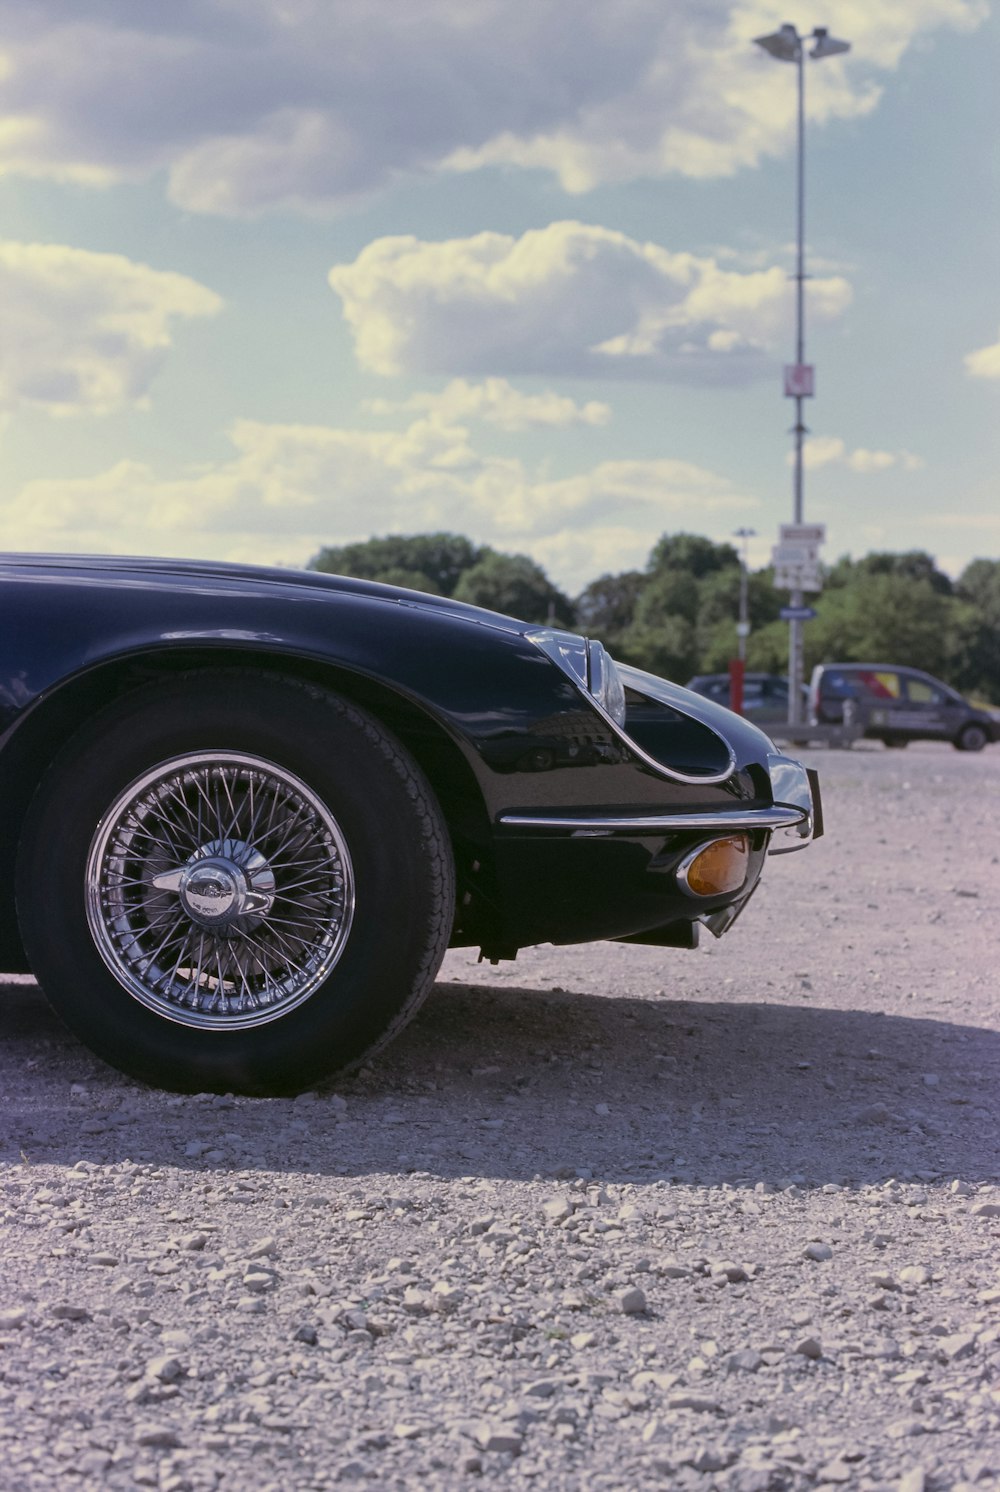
left=0, top=643, right=497, bottom=972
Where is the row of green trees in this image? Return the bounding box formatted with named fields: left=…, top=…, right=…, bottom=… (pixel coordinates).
left=308, top=533, right=1000, bottom=703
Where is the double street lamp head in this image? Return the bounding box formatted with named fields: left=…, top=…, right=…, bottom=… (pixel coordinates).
left=811, top=28, right=851, bottom=59
left=754, top=23, right=850, bottom=62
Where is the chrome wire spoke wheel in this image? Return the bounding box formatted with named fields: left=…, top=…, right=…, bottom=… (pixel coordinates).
left=85, top=751, right=355, bottom=1030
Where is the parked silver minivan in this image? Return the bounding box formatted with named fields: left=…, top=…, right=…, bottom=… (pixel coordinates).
left=810, top=663, right=998, bottom=751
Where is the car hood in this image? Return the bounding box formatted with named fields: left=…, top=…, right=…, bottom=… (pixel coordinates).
left=1, top=551, right=529, bottom=634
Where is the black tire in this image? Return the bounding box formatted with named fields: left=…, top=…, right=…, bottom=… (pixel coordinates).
left=881, top=736, right=908, bottom=749
left=955, top=723, right=988, bottom=752
left=15, top=672, right=454, bottom=1095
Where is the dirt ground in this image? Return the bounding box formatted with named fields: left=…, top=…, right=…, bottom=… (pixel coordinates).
left=1, top=740, right=998, bottom=1491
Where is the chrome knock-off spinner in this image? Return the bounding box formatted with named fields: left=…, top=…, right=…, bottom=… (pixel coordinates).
left=152, top=841, right=276, bottom=928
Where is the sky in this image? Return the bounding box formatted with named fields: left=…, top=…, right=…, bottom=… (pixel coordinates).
left=0, top=0, right=997, bottom=596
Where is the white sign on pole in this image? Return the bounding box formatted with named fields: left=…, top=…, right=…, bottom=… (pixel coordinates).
left=771, top=542, right=823, bottom=592
left=774, top=564, right=823, bottom=593
left=772, top=542, right=821, bottom=563
left=772, top=523, right=825, bottom=593
left=779, top=523, right=826, bottom=545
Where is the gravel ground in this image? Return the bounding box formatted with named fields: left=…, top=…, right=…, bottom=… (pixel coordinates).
left=1, top=742, right=999, bottom=1492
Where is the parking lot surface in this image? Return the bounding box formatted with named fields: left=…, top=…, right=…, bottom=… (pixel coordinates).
left=1, top=742, right=998, bottom=1491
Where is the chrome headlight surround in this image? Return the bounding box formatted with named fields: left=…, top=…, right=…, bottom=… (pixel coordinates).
left=765, top=754, right=821, bottom=853
left=527, top=629, right=627, bottom=727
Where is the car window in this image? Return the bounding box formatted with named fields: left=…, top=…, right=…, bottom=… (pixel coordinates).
left=822, top=670, right=863, bottom=699
left=857, top=670, right=901, bottom=699
left=905, top=678, right=945, bottom=705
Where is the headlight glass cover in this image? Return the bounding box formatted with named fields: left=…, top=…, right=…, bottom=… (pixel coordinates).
left=527, top=629, right=627, bottom=727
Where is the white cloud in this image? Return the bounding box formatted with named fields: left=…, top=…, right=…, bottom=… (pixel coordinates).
left=847, top=447, right=924, bottom=473
left=0, top=412, right=757, bottom=593
left=329, top=222, right=852, bottom=382
left=800, top=435, right=847, bottom=469
left=0, top=1, right=985, bottom=215
left=799, top=435, right=924, bottom=472
left=965, top=331, right=1000, bottom=379
left=0, top=241, right=222, bottom=416
left=364, top=378, right=611, bottom=431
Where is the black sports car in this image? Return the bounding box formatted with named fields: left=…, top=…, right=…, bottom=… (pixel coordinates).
left=0, top=554, right=821, bottom=1094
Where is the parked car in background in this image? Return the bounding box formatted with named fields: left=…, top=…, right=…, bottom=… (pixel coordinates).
left=0, top=554, right=821, bottom=1095
left=686, top=672, right=806, bottom=726
left=810, top=662, right=998, bottom=751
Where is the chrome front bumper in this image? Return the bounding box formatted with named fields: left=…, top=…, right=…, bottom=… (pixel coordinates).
left=498, top=754, right=821, bottom=854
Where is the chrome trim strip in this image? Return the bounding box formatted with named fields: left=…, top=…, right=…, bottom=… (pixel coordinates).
left=498, top=806, right=807, bottom=833
left=608, top=662, right=738, bottom=787
left=525, top=638, right=738, bottom=788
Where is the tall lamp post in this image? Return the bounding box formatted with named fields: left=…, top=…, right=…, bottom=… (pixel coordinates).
left=753, top=22, right=850, bottom=726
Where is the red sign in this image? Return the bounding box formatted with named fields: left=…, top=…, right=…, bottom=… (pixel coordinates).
left=784, top=364, right=815, bottom=397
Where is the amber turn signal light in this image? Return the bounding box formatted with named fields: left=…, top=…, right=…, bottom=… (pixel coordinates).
left=680, top=835, right=750, bottom=897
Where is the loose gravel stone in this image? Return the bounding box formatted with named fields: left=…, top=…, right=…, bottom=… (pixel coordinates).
left=49, top=1302, right=90, bottom=1320
left=936, top=1331, right=977, bottom=1360
left=475, top=1423, right=523, bottom=1454
left=135, top=1426, right=182, bottom=1449
left=667, top=1392, right=722, bottom=1413
left=618, top=1286, right=647, bottom=1315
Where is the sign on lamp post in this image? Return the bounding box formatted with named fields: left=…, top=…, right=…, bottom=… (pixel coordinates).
left=784, top=364, right=815, bottom=397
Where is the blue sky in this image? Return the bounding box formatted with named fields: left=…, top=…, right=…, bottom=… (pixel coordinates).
left=0, top=0, right=997, bottom=594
